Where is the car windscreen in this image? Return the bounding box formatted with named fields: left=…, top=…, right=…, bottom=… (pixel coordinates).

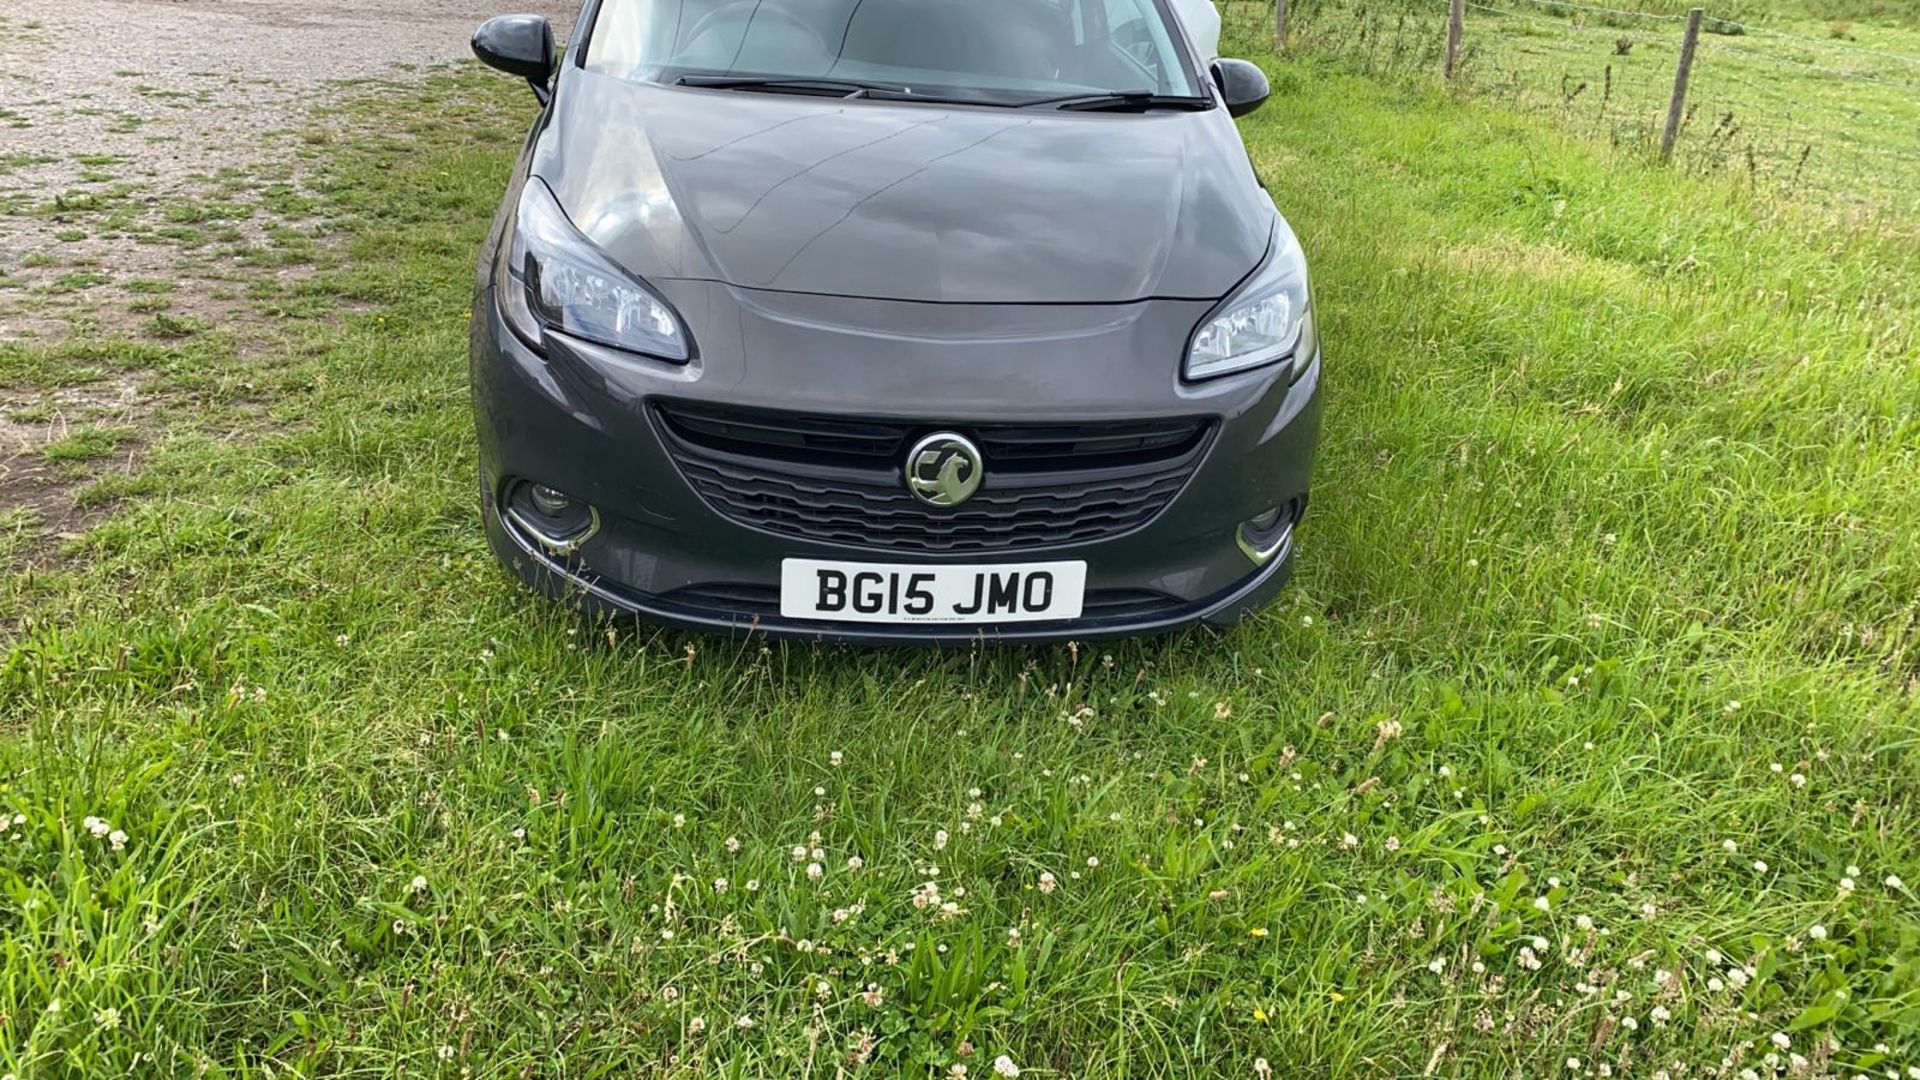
left=583, top=0, right=1203, bottom=101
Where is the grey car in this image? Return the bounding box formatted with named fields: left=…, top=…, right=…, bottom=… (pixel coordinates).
left=468, top=0, right=1322, bottom=643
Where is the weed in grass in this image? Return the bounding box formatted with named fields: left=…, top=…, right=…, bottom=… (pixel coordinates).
left=46, top=272, right=109, bottom=293
left=36, top=425, right=138, bottom=464
left=143, top=312, right=205, bottom=339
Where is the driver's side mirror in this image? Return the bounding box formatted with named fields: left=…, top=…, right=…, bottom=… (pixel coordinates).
left=1210, top=59, right=1270, bottom=118
left=473, top=15, right=557, bottom=105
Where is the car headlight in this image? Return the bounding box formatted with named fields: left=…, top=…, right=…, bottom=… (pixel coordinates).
left=494, top=177, right=691, bottom=361
left=1185, top=230, right=1314, bottom=382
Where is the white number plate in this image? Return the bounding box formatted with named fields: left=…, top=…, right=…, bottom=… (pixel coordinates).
left=780, top=558, right=1087, bottom=624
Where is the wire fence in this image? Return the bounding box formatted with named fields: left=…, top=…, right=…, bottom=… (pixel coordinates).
left=1220, top=0, right=1920, bottom=218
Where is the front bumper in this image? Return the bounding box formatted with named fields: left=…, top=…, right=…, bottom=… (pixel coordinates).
left=470, top=281, right=1322, bottom=644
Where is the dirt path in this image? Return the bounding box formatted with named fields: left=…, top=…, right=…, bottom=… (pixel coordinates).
left=0, top=0, right=573, bottom=558
left=0, top=0, right=574, bottom=340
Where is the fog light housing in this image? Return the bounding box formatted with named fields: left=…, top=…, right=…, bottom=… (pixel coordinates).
left=1237, top=500, right=1300, bottom=566
left=529, top=483, right=573, bottom=516
left=504, top=479, right=600, bottom=555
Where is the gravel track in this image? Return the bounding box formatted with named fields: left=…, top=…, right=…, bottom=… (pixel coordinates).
left=0, top=0, right=573, bottom=554
left=0, top=0, right=574, bottom=339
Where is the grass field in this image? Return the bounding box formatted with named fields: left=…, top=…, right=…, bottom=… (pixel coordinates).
left=2, top=19, right=1919, bottom=1080
left=1225, top=0, right=1920, bottom=216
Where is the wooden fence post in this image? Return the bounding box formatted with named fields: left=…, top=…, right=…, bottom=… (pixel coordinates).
left=1661, top=8, right=1704, bottom=162
left=1275, top=0, right=1289, bottom=51
left=1444, top=0, right=1466, bottom=80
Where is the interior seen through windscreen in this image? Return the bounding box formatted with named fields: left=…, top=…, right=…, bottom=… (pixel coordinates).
left=585, top=0, right=1201, bottom=100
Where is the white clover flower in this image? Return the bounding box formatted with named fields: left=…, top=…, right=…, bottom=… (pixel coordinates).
left=1575, top=915, right=1594, bottom=931
left=791, top=845, right=808, bottom=862
left=108, top=830, right=128, bottom=852
left=1888, top=875, right=1906, bottom=891
left=688, top=1016, right=706, bottom=1035
left=1566, top=1058, right=1582, bottom=1071
left=806, top=862, right=824, bottom=881
left=1753, top=860, right=1769, bottom=873
left=724, top=835, right=741, bottom=853
left=1621, top=1016, right=1638, bottom=1032
left=1533, top=896, right=1551, bottom=912
left=992, top=1055, right=1021, bottom=1078
left=1840, top=877, right=1855, bottom=892
left=1427, top=956, right=1446, bottom=974
left=1770, top=1032, right=1791, bottom=1050
left=735, top=1014, right=755, bottom=1030
left=1722, top=839, right=1738, bottom=852
left=830, top=751, right=844, bottom=767
left=713, top=878, right=728, bottom=895
left=1037, top=872, right=1058, bottom=894
left=847, top=855, right=864, bottom=871
left=1808, top=924, right=1826, bottom=940
left=410, top=875, right=428, bottom=893
left=934, top=830, right=949, bottom=852
left=437, top=1046, right=455, bottom=1061
left=94, top=1007, right=120, bottom=1030
left=1651, top=1005, right=1671, bottom=1025
left=672, top=813, right=686, bottom=828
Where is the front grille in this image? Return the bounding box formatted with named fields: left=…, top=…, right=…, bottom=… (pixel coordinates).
left=654, top=401, right=1212, bottom=554
left=662, top=583, right=1183, bottom=623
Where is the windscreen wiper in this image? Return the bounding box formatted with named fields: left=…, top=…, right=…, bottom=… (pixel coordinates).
left=674, top=75, right=908, bottom=97
left=674, top=75, right=1008, bottom=107
left=1020, top=91, right=1213, bottom=112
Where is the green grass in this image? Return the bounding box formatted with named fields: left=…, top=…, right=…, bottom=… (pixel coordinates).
left=0, top=49, right=1916, bottom=1080
left=1244, top=0, right=1920, bottom=214
left=36, top=426, right=138, bottom=465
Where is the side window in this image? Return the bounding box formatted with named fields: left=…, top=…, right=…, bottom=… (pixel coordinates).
left=1103, top=0, right=1160, bottom=79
